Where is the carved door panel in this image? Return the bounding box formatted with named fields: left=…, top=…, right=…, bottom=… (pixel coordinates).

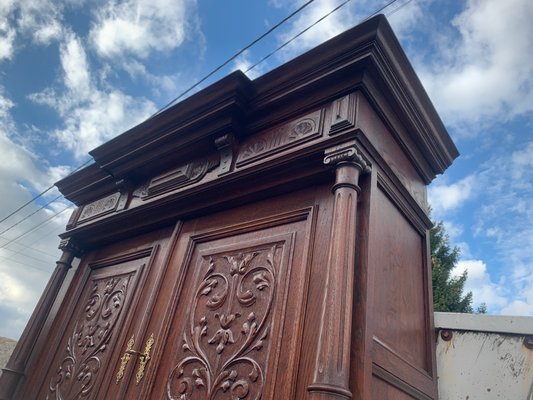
left=21, top=228, right=174, bottom=400
left=141, top=195, right=319, bottom=400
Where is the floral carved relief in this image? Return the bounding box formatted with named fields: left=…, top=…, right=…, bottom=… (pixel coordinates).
left=47, top=273, right=133, bottom=399
left=236, top=110, right=322, bottom=166
left=167, top=245, right=281, bottom=400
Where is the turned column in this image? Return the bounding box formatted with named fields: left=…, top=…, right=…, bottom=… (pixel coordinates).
left=308, top=141, right=370, bottom=399
left=0, top=238, right=81, bottom=400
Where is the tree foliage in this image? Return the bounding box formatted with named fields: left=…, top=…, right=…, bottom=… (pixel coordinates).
left=430, top=221, right=473, bottom=313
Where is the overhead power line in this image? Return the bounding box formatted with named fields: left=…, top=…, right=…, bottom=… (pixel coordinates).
left=0, top=253, right=52, bottom=273
left=245, top=0, right=404, bottom=73
left=245, top=0, right=354, bottom=73
left=151, top=0, right=317, bottom=117
left=1, top=237, right=59, bottom=260
left=0, top=194, right=64, bottom=237
left=0, top=205, right=72, bottom=251
left=0, top=158, right=91, bottom=226
left=0, top=2, right=317, bottom=229
left=1, top=0, right=411, bottom=251
left=0, top=248, right=56, bottom=268
left=384, top=0, right=414, bottom=18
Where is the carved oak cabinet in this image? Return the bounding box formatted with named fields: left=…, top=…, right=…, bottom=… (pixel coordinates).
left=0, top=15, right=458, bottom=400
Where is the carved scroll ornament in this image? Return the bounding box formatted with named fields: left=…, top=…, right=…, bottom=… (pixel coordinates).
left=78, top=192, right=121, bottom=223
left=47, top=274, right=133, bottom=399
left=167, top=245, right=280, bottom=400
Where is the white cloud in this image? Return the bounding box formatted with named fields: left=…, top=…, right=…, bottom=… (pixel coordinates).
left=61, top=33, right=91, bottom=99
left=442, top=220, right=464, bottom=240
left=90, top=0, right=196, bottom=59
left=452, top=259, right=508, bottom=311
left=232, top=50, right=267, bottom=80
left=500, top=300, right=533, bottom=316
left=0, top=0, right=66, bottom=57
left=0, top=20, right=16, bottom=60
left=275, top=0, right=355, bottom=60
left=385, top=0, right=424, bottom=40
left=428, top=175, right=475, bottom=216
left=33, top=19, right=63, bottom=45
left=438, top=139, right=533, bottom=317
left=0, top=88, right=71, bottom=339
left=122, top=59, right=183, bottom=97
left=272, top=0, right=425, bottom=63
left=417, top=0, right=533, bottom=129
left=30, top=32, right=157, bottom=158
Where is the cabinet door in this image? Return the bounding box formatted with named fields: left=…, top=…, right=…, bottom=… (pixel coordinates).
left=19, top=229, right=173, bottom=400
left=34, top=253, right=148, bottom=399
left=140, top=192, right=320, bottom=400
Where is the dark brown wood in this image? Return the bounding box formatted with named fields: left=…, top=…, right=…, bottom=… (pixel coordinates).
left=307, top=142, right=370, bottom=399
left=1, top=14, right=458, bottom=400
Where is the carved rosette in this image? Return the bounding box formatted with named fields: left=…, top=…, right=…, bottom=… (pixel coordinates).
left=236, top=110, right=322, bottom=166
left=167, top=245, right=280, bottom=400
left=47, top=273, right=133, bottom=399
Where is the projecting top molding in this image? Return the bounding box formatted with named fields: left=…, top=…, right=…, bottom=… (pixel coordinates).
left=57, top=14, right=457, bottom=205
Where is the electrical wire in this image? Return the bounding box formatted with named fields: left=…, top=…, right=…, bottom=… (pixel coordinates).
left=384, top=0, right=414, bottom=18
left=0, top=0, right=412, bottom=256
left=1, top=238, right=59, bottom=260
left=0, top=206, right=72, bottom=251
left=0, top=253, right=52, bottom=272
left=360, top=0, right=400, bottom=22
left=0, top=248, right=56, bottom=267
left=0, top=158, right=91, bottom=226
left=0, top=2, right=318, bottom=228
left=0, top=194, right=64, bottom=237
left=245, top=0, right=354, bottom=73
left=244, top=0, right=400, bottom=73
left=150, top=0, right=317, bottom=117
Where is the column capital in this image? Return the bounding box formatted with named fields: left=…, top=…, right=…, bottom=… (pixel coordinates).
left=323, top=141, right=371, bottom=174
left=58, top=237, right=82, bottom=256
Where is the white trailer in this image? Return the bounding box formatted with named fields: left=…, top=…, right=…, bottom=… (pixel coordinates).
left=434, top=312, right=533, bottom=400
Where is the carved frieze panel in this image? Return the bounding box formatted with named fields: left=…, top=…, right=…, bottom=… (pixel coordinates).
left=78, top=192, right=121, bottom=223
left=236, top=110, right=323, bottom=167
left=46, top=271, right=135, bottom=399
left=166, top=236, right=294, bottom=400
left=133, top=156, right=219, bottom=200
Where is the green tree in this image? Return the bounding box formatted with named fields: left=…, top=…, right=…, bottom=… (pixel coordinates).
left=430, top=221, right=473, bottom=313
left=476, top=302, right=487, bottom=314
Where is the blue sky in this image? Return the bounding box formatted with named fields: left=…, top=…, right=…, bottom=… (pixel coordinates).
left=0, top=0, right=532, bottom=340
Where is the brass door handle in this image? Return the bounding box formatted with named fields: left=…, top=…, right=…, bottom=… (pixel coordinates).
left=115, top=333, right=155, bottom=385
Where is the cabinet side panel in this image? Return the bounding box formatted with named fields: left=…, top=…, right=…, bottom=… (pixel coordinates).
left=372, top=375, right=417, bottom=400
left=356, top=93, right=427, bottom=210
left=369, top=184, right=437, bottom=398
left=372, top=187, right=427, bottom=370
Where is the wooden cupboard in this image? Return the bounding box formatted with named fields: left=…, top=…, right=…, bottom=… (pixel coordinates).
left=0, top=15, right=458, bottom=399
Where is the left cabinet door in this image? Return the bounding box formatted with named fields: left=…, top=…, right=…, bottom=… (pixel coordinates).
left=19, top=227, right=175, bottom=400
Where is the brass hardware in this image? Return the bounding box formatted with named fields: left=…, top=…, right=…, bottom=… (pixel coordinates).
left=135, top=333, right=155, bottom=384
left=116, top=335, right=135, bottom=384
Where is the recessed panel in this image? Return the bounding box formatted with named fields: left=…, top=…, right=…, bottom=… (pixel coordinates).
left=372, top=187, right=429, bottom=373
left=153, top=212, right=313, bottom=400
